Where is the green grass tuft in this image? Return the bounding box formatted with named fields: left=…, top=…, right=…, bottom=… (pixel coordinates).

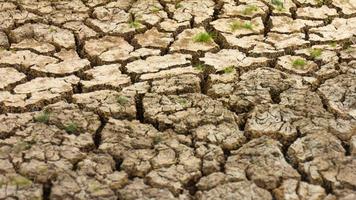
left=48, top=27, right=57, bottom=33
left=309, top=48, right=323, bottom=58
left=230, top=21, right=253, bottom=31
left=10, top=176, right=32, bottom=187
left=175, top=2, right=183, bottom=9
left=193, top=32, right=213, bottom=43
left=292, top=58, right=307, bottom=69
left=272, top=0, right=284, bottom=11
left=329, top=42, right=337, bottom=47
left=13, top=141, right=32, bottom=153
left=223, top=66, right=235, bottom=74
left=34, top=110, right=50, bottom=123
left=65, top=122, right=78, bottom=134
left=243, top=5, right=258, bottom=15
left=314, top=0, right=325, bottom=5
left=177, top=98, right=188, bottom=106
left=117, top=95, right=129, bottom=105
left=153, top=135, right=162, bottom=145
left=193, top=64, right=206, bottom=71
left=129, top=20, right=141, bottom=29
left=151, top=6, right=161, bottom=13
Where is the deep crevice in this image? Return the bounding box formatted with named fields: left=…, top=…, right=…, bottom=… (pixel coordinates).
left=135, top=94, right=145, bottom=123
left=42, top=181, right=52, bottom=200
left=93, top=116, right=106, bottom=148
left=114, top=157, right=123, bottom=171
left=342, top=141, right=351, bottom=156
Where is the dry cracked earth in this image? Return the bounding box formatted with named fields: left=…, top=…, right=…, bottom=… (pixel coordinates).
left=0, top=0, right=355, bottom=199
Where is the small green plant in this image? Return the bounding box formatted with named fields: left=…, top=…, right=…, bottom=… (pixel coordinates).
left=48, top=27, right=57, bottom=33
left=345, top=46, right=354, bottom=53
left=129, top=20, right=141, bottom=29
left=151, top=6, right=160, bottom=13
left=292, top=58, right=307, bottom=69
left=223, top=66, right=235, bottom=74
left=34, top=110, right=50, bottom=123
left=88, top=182, right=102, bottom=192
left=38, top=166, right=49, bottom=174
left=243, top=5, right=258, bottom=15
left=193, top=64, right=206, bottom=71
left=13, top=141, right=32, bottom=153
left=193, top=32, right=213, bottom=43
left=177, top=97, right=188, bottom=106
left=314, top=0, right=325, bottom=5
left=230, top=21, right=253, bottom=31
left=10, top=176, right=32, bottom=187
left=309, top=48, right=323, bottom=58
left=153, top=135, right=162, bottom=144
left=65, top=122, right=78, bottom=134
left=329, top=42, right=337, bottom=47
left=175, top=2, right=183, bottom=9
left=117, top=95, right=129, bottom=105
left=271, top=0, right=284, bottom=11
left=242, top=22, right=253, bottom=30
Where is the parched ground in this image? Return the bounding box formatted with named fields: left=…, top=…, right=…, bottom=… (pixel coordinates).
left=0, top=0, right=355, bottom=199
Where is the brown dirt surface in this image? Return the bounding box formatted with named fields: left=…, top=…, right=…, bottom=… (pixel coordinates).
left=0, top=0, right=355, bottom=199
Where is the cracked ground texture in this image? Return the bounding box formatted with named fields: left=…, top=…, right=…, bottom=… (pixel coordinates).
left=0, top=0, right=355, bottom=199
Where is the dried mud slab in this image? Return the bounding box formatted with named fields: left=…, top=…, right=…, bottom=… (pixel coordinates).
left=196, top=180, right=272, bottom=200
left=150, top=74, right=202, bottom=95
left=200, top=49, right=270, bottom=72
left=243, top=92, right=354, bottom=145
left=225, top=136, right=300, bottom=190
left=0, top=174, right=43, bottom=199
left=266, top=33, right=309, bottom=51
left=277, top=55, right=318, bottom=75
left=118, top=178, right=179, bottom=200
left=73, top=90, right=136, bottom=120
left=50, top=153, right=129, bottom=200
left=211, top=17, right=265, bottom=37
left=0, top=104, right=102, bottom=186
left=125, top=53, right=192, bottom=79
left=340, top=45, right=356, bottom=61
left=143, top=93, right=241, bottom=133
left=220, top=0, right=268, bottom=19
left=287, top=133, right=356, bottom=199
left=207, top=67, right=298, bottom=113
left=10, top=38, right=56, bottom=55
left=270, top=16, right=323, bottom=33
left=81, top=64, right=131, bottom=92
left=130, top=0, right=168, bottom=26
left=296, top=6, right=338, bottom=20
left=318, top=73, right=356, bottom=119
left=332, top=0, right=356, bottom=16
left=0, top=9, right=41, bottom=31
left=86, top=5, right=142, bottom=37
left=170, top=27, right=219, bottom=56
left=39, top=101, right=101, bottom=135
left=309, top=18, right=356, bottom=43
left=165, top=0, right=215, bottom=26
left=0, top=50, right=58, bottom=72
left=31, top=58, right=91, bottom=77
left=245, top=104, right=301, bottom=145
left=0, top=76, right=79, bottom=112
left=0, top=68, right=26, bottom=90
left=83, top=36, right=135, bottom=64
left=133, top=27, right=173, bottom=50
left=10, top=23, right=76, bottom=49
left=273, top=179, right=327, bottom=200
left=100, top=118, right=201, bottom=195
